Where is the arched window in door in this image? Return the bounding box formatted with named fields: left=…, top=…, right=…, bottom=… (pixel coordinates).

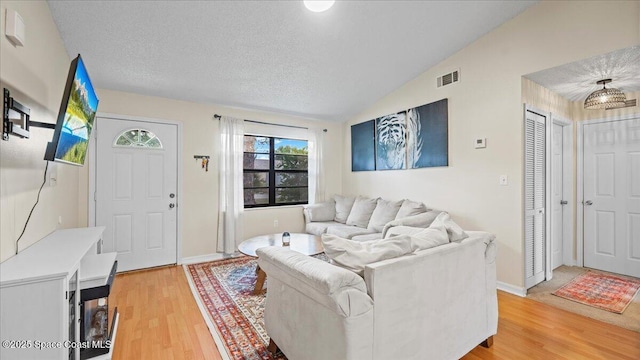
left=113, top=128, right=163, bottom=149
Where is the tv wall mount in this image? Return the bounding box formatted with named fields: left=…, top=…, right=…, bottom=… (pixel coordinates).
left=3, top=88, right=55, bottom=141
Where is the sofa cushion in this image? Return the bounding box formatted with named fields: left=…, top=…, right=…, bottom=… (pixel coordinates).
left=351, top=233, right=383, bottom=242
left=346, top=197, right=378, bottom=228
left=382, top=210, right=442, bottom=238
left=385, top=225, right=424, bottom=238
left=395, top=199, right=428, bottom=219
left=305, top=200, right=336, bottom=222
left=368, top=199, right=403, bottom=232
left=321, top=234, right=417, bottom=276
left=306, top=221, right=336, bottom=236
left=409, top=213, right=451, bottom=250
left=436, top=212, right=469, bottom=242
left=385, top=212, right=468, bottom=244
left=334, top=195, right=356, bottom=224
left=327, top=224, right=376, bottom=239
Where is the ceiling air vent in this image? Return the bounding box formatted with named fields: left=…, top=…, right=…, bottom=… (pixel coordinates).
left=437, top=69, right=460, bottom=88
left=606, top=99, right=637, bottom=110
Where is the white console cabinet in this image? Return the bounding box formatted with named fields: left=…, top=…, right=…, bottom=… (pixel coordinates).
left=0, top=227, right=109, bottom=360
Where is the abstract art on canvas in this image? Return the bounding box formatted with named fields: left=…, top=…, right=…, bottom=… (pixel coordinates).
left=350, top=98, right=448, bottom=172
left=407, top=98, right=448, bottom=168
left=351, top=119, right=376, bottom=171
left=376, top=112, right=407, bottom=170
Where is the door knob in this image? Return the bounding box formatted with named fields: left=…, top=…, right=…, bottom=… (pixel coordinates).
left=560, top=200, right=568, bottom=205
left=170, top=193, right=175, bottom=198
left=584, top=200, right=593, bottom=206
left=169, top=203, right=175, bottom=209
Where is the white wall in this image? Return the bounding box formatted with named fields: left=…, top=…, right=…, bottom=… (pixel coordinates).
left=0, top=1, right=76, bottom=262
left=342, top=1, right=639, bottom=288
left=81, top=89, right=343, bottom=259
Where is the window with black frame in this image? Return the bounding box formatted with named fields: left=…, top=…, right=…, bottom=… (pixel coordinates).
left=243, top=135, right=308, bottom=207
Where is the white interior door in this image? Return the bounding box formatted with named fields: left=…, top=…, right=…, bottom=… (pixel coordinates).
left=96, top=118, right=178, bottom=272
left=525, top=109, right=547, bottom=289
left=551, top=123, right=564, bottom=270
left=583, top=118, right=640, bottom=278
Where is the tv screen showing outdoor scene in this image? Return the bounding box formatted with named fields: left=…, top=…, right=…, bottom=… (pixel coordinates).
left=44, top=54, right=99, bottom=165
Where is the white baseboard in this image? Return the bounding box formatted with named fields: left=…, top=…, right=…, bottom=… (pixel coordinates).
left=181, top=253, right=226, bottom=265
left=497, top=281, right=527, bottom=297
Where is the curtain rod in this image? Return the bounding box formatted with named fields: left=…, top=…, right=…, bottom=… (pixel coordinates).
left=214, top=114, right=327, bottom=132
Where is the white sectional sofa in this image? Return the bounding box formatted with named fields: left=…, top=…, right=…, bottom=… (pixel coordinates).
left=257, top=230, right=498, bottom=360
left=303, top=195, right=441, bottom=241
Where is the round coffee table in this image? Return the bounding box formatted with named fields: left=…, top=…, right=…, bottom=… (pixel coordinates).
left=238, top=233, right=323, bottom=294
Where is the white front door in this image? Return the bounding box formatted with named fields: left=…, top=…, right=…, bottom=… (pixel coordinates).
left=96, top=118, right=178, bottom=272
left=551, top=123, right=564, bottom=270
left=583, top=118, right=640, bottom=278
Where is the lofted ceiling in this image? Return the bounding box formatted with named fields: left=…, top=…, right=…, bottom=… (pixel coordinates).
left=48, top=0, right=536, bottom=122
left=525, top=46, right=640, bottom=102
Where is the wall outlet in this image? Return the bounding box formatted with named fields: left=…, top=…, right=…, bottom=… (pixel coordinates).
left=58, top=216, right=62, bottom=224
left=499, top=175, right=508, bottom=186
left=48, top=162, right=57, bottom=187
left=273, top=220, right=278, bottom=227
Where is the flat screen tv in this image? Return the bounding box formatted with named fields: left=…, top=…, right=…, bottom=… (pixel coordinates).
left=44, top=54, right=99, bottom=166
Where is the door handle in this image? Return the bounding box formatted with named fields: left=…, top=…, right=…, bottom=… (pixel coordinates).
left=169, top=203, right=175, bottom=209
left=584, top=200, right=593, bottom=206
left=560, top=200, right=568, bottom=205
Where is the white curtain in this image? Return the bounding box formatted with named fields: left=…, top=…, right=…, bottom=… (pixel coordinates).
left=307, top=128, right=326, bottom=204
left=217, top=116, right=245, bottom=255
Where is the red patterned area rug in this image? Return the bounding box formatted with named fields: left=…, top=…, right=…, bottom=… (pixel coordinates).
left=184, top=256, right=284, bottom=360
left=552, top=271, right=640, bottom=314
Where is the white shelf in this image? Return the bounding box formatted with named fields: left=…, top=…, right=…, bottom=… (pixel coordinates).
left=81, top=252, right=117, bottom=289
left=0, top=227, right=106, bottom=287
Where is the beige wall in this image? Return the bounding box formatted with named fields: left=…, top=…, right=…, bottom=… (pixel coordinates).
left=0, top=1, right=77, bottom=262
left=83, top=89, right=343, bottom=259
left=521, top=78, right=573, bottom=120
left=342, top=1, right=639, bottom=288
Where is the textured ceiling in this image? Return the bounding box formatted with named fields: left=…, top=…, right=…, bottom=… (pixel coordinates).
left=525, top=46, right=640, bottom=102
left=48, top=1, right=536, bottom=122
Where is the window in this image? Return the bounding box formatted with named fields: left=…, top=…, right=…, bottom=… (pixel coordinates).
left=114, top=129, right=163, bottom=149
left=243, top=135, right=308, bottom=207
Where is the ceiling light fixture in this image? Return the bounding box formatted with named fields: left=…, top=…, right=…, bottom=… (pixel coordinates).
left=584, top=79, right=627, bottom=110
left=304, top=0, right=335, bottom=13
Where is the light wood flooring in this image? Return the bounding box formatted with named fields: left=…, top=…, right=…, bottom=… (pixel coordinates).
left=109, top=265, right=640, bottom=360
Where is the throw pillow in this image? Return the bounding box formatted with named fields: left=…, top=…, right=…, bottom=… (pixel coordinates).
left=322, top=234, right=417, bottom=276
left=334, top=195, right=356, bottom=224
left=381, top=210, right=442, bottom=238
left=410, top=214, right=450, bottom=250
left=346, top=197, right=379, bottom=228
left=305, top=199, right=336, bottom=222
left=435, top=212, right=469, bottom=242
left=395, top=199, right=428, bottom=219
left=368, top=199, right=403, bottom=232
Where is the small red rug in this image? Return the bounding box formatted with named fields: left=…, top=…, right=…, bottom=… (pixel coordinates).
left=552, top=271, right=640, bottom=314
left=185, top=256, right=283, bottom=360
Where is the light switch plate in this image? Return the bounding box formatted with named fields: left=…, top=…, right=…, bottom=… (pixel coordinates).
left=499, top=175, right=508, bottom=186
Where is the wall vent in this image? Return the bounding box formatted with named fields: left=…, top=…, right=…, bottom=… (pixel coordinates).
left=437, top=69, right=460, bottom=88
left=606, top=99, right=637, bottom=110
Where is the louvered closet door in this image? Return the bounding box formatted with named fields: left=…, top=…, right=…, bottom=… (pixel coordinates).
left=525, top=110, right=546, bottom=289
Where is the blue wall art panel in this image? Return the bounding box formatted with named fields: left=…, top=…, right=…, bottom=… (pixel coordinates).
left=376, top=112, right=407, bottom=170
left=351, top=119, right=376, bottom=171
left=407, top=98, right=448, bottom=168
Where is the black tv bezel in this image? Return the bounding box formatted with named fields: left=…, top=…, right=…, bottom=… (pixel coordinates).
left=44, top=54, right=98, bottom=166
